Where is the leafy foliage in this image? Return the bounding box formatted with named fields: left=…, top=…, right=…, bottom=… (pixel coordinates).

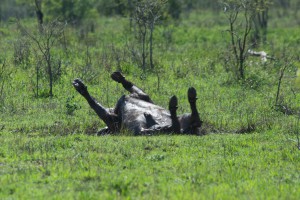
left=1, top=1, right=300, bottom=199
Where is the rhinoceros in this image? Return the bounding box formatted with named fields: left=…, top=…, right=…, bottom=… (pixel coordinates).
left=73, top=72, right=203, bottom=135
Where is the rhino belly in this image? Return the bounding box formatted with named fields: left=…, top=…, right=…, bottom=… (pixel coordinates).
left=120, top=97, right=172, bottom=131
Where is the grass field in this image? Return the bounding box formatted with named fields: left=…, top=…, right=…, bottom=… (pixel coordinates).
left=1, top=131, right=299, bottom=199
left=1, top=2, right=300, bottom=199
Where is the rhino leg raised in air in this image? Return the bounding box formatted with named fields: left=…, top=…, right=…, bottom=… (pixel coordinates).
left=111, top=71, right=153, bottom=103
left=169, top=95, right=181, bottom=133
left=188, top=87, right=203, bottom=131
left=72, top=78, right=120, bottom=132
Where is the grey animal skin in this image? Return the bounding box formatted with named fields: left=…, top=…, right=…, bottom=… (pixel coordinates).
left=73, top=72, right=202, bottom=135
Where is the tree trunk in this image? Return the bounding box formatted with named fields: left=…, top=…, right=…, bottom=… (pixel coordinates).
left=261, top=9, right=268, bottom=44
left=149, top=22, right=154, bottom=69
left=36, top=60, right=40, bottom=97
left=239, top=57, right=244, bottom=80
left=45, top=50, right=53, bottom=97
left=128, top=0, right=133, bottom=29
left=35, top=0, right=43, bottom=32
left=141, top=24, right=147, bottom=71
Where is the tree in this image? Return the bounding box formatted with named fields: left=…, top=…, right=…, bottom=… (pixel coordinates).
left=132, top=0, right=166, bottom=71
left=34, top=0, right=44, bottom=32
left=252, top=0, right=271, bottom=46
left=41, top=0, right=97, bottom=25
left=168, top=0, right=182, bottom=20
left=19, top=19, right=65, bottom=97
left=0, top=59, right=12, bottom=108
left=133, top=1, right=148, bottom=71
left=222, top=0, right=256, bottom=80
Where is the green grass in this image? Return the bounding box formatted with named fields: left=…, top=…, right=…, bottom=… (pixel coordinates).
left=0, top=132, right=299, bottom=199
left=0, top=132, right=300, bottom=199
left=1, top=6, right=300, bottom=199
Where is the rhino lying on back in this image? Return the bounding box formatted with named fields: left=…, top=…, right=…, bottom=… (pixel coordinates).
left=73, top=72, right=203, bottom=135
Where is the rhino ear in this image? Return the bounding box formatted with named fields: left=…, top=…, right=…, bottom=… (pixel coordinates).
left=144, top=113, right=158, bottom=128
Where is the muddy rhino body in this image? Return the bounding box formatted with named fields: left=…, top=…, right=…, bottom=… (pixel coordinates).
left=73, top=72, right=202, bottom=135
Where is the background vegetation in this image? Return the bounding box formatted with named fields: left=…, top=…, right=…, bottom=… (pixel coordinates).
left=0, top=0, right=300, bottom=199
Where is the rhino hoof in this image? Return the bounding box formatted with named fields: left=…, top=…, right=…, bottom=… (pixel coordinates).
left=188, top=87, right=197, bottom=102
left=169, top=95, right=178, bottom=110
left=111, top=71, right=125, bottom=83
left=73, top=78, right=87, bottom=95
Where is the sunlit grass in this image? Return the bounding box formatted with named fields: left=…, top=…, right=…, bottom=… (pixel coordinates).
left=1, top=7, right=300, bottom=200
left=0, top=132, right=299, bottom=199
